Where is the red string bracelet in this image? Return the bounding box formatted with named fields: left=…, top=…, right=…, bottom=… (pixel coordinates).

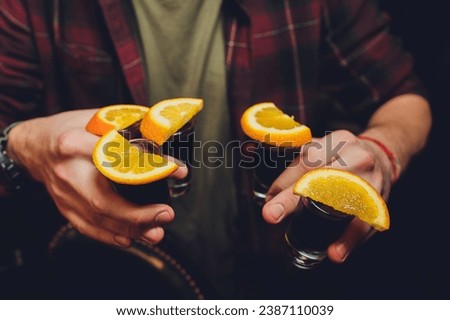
left=358, top=135, right=400, bottom=184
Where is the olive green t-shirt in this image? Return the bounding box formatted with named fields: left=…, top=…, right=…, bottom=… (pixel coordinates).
left=131, top=0, right=239, bottom=297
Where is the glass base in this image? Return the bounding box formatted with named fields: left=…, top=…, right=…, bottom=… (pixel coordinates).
left=252, top=189, right=267, bottom=207
left=168, top=179, right=191, bottom=198
left=284, top=232, right=326, bottom=270
left=252, top=175, right=269, bottom=207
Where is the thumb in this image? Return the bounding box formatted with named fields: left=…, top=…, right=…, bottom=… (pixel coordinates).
left=262, top=186, right=300, bottom=224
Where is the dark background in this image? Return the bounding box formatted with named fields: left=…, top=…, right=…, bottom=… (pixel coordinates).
left=303, top=0, right=450, bottom=299
left=1, top=1, right=449, bottom=299
left=375, top=0, right=450, bottom=298
left=281, top=0, right=450, bottom=300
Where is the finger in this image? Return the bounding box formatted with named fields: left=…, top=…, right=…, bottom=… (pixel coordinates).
left=262, top=185, right=301, bottom=224
left=91, top=181, right=176, bottom=227
left=65, top=212, right=132, bottom=248
left=72, top=158, right=175, bottom=223
left=60, top=183, right=172, bottom=243
left=265, top=141, right=319, bottom=201
left=327, top=218, right=376, bottom=263
left=168, top=159, right=189, bottom=180
left=265, top=139, right=325, bottom=204
left=60, top=159, right=176, bottom=231
left=140, top=227, right=165, bottom=244
left=265, top=154, right=308, bottom=202
left=57, top=129, right=99, bottom=158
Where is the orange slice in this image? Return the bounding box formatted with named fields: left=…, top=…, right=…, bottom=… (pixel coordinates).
left=92, top=130, right=178, bottom=185
left=240, top=102, right=312, bottom=147
left=86, top=104, right=149, bottom=136
left=140, top=98, right=203, bottom=145
left=293, top=168, right=390, bottom=231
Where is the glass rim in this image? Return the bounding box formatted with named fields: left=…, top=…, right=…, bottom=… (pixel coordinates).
left=128, top=138, right=162, bottom=155
left=301, top=196, right=352, bottom=221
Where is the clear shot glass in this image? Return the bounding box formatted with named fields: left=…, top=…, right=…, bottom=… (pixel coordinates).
left=162, top=118, right=195, bottom=198
left=247, top=141, right=300, bottom=206
left=284, top=196, right=353, bottom=269
left=119, top=118, right=195, bottom=198
left=110, top=138, right=171, bottom=205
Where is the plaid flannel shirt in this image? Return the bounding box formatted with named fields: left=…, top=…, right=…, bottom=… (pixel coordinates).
left=0, top=0, right=425, bottom=195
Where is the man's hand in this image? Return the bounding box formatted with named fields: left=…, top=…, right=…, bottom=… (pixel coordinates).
left=262, top=129, right=392, bottom=263
left=7, top=109, right=186, bottom=247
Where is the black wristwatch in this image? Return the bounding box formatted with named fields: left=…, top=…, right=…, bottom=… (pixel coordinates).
left=0, top=122, right=24, bottom=192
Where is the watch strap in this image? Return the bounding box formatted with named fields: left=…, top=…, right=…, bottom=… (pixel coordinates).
left=0, top=122, right=24, bottom=191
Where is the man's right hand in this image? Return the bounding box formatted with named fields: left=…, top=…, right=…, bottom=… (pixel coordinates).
left=7, top=109, right=185, bottom=247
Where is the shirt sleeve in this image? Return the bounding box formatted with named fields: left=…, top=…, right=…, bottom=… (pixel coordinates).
left=317, top=0, right=427, bottom=123
left=0, top=0, right=44, bottom=129
left=0, top=1, right=44, bottom=196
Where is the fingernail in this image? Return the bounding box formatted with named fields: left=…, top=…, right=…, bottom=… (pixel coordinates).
left=155, top=210, right=171, bottom=223
left=336, top=243, right=349, bottom=262
left=268, top=203, right=285, bottom=222
left=114, top=235, right=131, bottom=248
left=143, top=228, right=161, bottom=243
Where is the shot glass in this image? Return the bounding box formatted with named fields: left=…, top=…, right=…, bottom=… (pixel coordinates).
left=284, top=196, right=353, bottom=269
left=118, top=120, right=143, bottom=141
left=110, top=138, right=171, bottom=205
left=119, top=118, right=195, bottom=198
left=162, top=118, right=195, bottom=198
left=247, top=141, right=300, bottom=206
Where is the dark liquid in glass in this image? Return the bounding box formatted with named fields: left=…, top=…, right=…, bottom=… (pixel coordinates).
left=162, top=119, right=195, bottom=164
left=284, top=197, right=353, bottom=269
left=288, top=197, right=353, bottom=252
left=118, top=119, right=194, bottom=198
left=112, top=180, right=171, bottom=205
left=162, top=119, right=195, bottom=197
left=254, top=142, right=300, bottom=188
left=118, top=120, right=143, bottom=140
left=111, top=138, right=171, bottom=205
left=248, top=141, right=300, bottom=204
